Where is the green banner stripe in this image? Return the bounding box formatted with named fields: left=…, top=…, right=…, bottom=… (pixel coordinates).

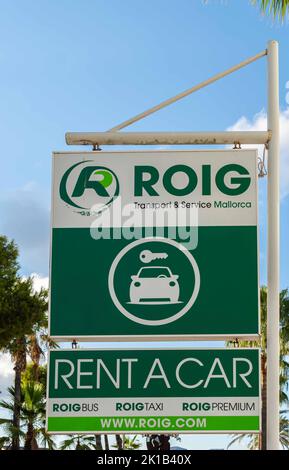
left=48, top=415, right=259, bottom=432
left=48, top=349, right=260, bottom=398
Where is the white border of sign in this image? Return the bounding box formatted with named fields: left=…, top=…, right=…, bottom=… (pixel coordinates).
left=49, top=149, right=260, bottom=342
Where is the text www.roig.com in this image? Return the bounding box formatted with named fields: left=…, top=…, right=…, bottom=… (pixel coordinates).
left=100, top=417, right=206, bottom=430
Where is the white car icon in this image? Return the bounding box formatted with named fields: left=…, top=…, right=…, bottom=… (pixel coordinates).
left=129, top=266, right=180, bottom=304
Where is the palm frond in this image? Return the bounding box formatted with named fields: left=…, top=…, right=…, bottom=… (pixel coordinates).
left=60, top=436, right=77, bottom=450
left=36, top=427, right=57, bottom=450
left=226, top=434, right=248, bottom=449
left=0, top=399, right=14, bottom=412
left=255, top=0, right=289, bottom=19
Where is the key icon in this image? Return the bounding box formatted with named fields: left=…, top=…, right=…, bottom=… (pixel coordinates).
left=140, top=250, right=168, bottom=263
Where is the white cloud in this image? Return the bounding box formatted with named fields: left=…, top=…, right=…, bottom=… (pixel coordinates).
left=21, top=273, right=49, bottom=293
left=0, top=353, right=14, bottom=378
left=0, top=353, right=14, bottom=399
left=227, top=108, right=289, bottom=199
left=30, top=273, right=49, bottom=292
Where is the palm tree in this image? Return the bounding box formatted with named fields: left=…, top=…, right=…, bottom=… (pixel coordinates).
left=279, top=410, right=289, bottom=449
left=10, top=336, right=27, bottom=450
left=0, top=388, right=26, bottom=449
left=0, top=436, right=12, bottom=450
left=22, top=364, right=56, bottom=449
left=60, top=435, right=96, bottom=450
left=21, top=380, right=46, bottom=450
left=0, top=425, right=26, bottom=450
left=27, top=322, right=58, bottom=379
left=252, top=0, right=289, bottom=20
left=0, top=379, right=56, bottom=450
left=9, top=331, right=48, bottom=450
left=115, top=434, right=123, bottom=450
left=0, top=237, right=54, bottom=449
left=4, top=277, right=48, bottom=449
left=27, top=334, right=45, bottom=382
left=35, top=426, right=56, bottom=450
left=113, top=435, right=141, bottom=450
left=8, top=289, right=57, bottom=449
left=228, top=410, right=289, bottom=450
left=94, top=434, right=103, bottom=450
left=227, top=287, right=289, bottom=450
left=104, top=434, right=110, bottom=450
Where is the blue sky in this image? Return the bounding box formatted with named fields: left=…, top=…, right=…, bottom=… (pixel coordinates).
left=0, top=0, right=289, bottom=450
left=0, top=0, right=288, bottom=283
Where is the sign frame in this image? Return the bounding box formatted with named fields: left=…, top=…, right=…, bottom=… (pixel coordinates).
left=48, top=149, right=260, bottom=342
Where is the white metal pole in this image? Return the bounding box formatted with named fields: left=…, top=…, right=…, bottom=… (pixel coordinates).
left=65, top=130, right=270, bottom=146
left=267, top=40, right=280, bottom=450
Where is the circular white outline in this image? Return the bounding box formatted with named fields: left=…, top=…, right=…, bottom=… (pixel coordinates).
left=108, top=237, right=200, bottom=326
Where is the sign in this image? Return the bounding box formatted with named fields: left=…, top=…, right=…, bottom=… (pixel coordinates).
left=46, top=348, right=260, bottom=434
left=49, top=150, right=259, bottom=340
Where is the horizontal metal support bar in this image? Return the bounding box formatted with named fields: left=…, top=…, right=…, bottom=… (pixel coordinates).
left=65, top=131, right=271, bottom=146
left=108, top=50, right=267, bottom=132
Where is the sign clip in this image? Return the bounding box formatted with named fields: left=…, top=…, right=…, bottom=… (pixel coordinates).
left=258, top=144, right=268, bottom=178
left=92, top=144, right=102, bottom=151
left=233, top=142, right=242, bottom=149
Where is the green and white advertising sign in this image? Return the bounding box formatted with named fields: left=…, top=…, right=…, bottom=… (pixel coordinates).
left=46, top=348, right=260, bottom=434
left=49, top=150, right=259, bottom=340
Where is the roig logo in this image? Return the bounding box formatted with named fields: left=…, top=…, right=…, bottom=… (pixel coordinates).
left=60, top=161, right=119, bottom=215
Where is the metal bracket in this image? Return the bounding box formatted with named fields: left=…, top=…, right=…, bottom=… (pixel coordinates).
left=233, top=142, right=242, bottom=149
left=92, top=144, right=102, bottom=151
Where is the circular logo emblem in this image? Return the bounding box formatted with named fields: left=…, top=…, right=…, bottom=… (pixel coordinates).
left=59, top=161, right=119, bottom=214
left=108, top=238, right=200, bottom=326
